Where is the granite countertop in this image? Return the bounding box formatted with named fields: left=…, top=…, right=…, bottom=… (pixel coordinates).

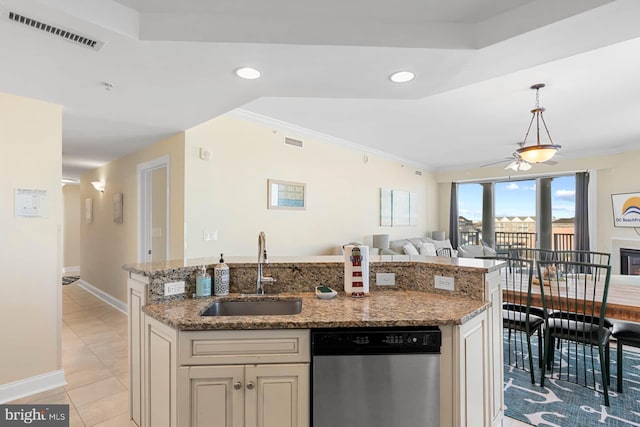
left=124, top=255, right=503, bottom=276
left=142, top=290, right=490, bottom=331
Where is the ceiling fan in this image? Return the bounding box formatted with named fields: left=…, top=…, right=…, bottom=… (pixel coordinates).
left=481, top=142, right=558, bottom=171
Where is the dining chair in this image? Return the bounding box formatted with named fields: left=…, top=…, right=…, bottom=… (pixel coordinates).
left=555, top=250, right=611, bottom=266
left=611, top=322, right=640, bottom=392
left=490, top=257, right=543, bottom=384
left=537, top=259, right=612, bottom=406
left=436, top=247, right=452, bottom=257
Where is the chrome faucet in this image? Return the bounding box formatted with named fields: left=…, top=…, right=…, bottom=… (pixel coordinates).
left=257, top=231, right=276, bottom=294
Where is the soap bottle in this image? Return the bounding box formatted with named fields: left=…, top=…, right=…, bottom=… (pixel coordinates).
left=214, top=253, right=230, bottom=296
left=195, top=265, right=212, bottom=298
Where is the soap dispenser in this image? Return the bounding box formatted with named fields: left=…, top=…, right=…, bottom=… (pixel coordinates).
left=214, top=253, right=230, bottom=296
left=195, top=265, right=212, bottom=298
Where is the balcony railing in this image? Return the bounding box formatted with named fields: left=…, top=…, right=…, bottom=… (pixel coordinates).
left=456, top=230, right=575, bottom=251
left=553, top=233, right=574, bottom=251
left=492, top=231, right=574, bottom=252
left=495, top=232, right=536, bottom=253
left=460, top=231, right=480, bottom=245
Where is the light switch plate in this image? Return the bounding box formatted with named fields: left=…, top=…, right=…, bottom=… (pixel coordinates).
left=434, top=275, right=455, bottom=291
left=376, top=272, right=396, bottom=286
left=164, top=281, right=185, bottom=296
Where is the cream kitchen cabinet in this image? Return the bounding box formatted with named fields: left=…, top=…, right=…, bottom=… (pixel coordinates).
left=143, top=316, right=310, bottom=427
left=177, top=363, right=309, bottom=427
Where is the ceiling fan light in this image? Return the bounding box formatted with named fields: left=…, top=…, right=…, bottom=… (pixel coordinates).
left=518, top=161, right=532, bottom=171
left=517, top=144, right=560, bottom=163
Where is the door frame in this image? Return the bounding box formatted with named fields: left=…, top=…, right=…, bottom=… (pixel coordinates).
left=137, top=155, right=171, bottom=263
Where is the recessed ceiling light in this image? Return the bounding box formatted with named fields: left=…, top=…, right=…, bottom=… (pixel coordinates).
left=235, top=67, right=261, bottom=80
left=389, top=71, right=415, bottom=83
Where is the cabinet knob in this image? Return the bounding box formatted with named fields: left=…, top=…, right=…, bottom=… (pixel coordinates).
left=246, top=381, right=255, bottom=390
left=234, top=381, right=242, bottom=390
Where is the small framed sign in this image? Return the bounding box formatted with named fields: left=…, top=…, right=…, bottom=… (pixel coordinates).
left=611, top=192, right=640, bottom=227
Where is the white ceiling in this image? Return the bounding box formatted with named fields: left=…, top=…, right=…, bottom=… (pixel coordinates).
left=1, top=0, right=639, bottom=179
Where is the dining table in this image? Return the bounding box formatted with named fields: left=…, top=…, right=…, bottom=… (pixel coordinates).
left=504, top=274, right=640, bottom=322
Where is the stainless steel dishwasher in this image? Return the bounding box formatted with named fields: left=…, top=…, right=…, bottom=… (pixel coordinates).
left=312, top=327, right=441, bottom=427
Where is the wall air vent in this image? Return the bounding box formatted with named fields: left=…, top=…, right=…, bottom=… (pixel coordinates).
left=284, top=137, right=303, bottom=148
left=415, top=170, right=423, bottom=176
left=7, top=11, right=105, bottom=51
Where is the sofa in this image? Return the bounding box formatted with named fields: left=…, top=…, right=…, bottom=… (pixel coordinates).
left=385, top=237, right=457, bottom=257
left=457, top=244, right=497, bottom=258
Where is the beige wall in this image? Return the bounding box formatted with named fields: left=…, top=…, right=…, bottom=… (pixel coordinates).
left=0, top=92, right=62, bottom=384
left=63, top=184, right=81, bottom=269
left=80, top=133, right=185, bottom=303
left=435, top=148, right=640, bottom=256
left=184, top=115, right=438, bottom=258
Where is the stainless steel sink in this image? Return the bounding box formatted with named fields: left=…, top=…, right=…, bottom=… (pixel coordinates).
left=201, top=298, right=302, bottom=316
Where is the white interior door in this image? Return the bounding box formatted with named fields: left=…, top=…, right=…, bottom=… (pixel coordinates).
left=138, top=156, right=170, bottom=263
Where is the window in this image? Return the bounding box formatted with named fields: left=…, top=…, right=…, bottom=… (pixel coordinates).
left=551, top=175, right=576, bottom=250
left=458, top=183, right=482, bottom=245
left=457, top=174, right=576, bottom=250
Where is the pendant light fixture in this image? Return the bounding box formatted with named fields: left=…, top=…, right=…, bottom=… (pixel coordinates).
left=516, top=83, right=561, bottom=163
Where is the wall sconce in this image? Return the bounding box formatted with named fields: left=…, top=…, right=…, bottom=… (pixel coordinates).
left=91, top=181, right=105, bottom=193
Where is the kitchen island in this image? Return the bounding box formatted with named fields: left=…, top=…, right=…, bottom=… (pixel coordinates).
left=124, top=255, right=504, bottom=427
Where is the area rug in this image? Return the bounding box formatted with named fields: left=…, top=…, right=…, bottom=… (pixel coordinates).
left=504, top=330, right=640, bottom=426
left=62, top=275, right=80, bottom=285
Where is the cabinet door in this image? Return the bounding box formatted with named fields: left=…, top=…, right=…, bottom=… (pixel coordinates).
left=128, top=277, right=147, bottom=427
left=484, top=270, right=504, bottom=427
left=458, top=310, right=490, bottom=427
left=245, top=364, right=309, bottom=427
left=178, top=365, right=244, bottom=427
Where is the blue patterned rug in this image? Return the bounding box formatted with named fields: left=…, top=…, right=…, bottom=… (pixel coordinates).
left=504, top=331, right=640, bottom=426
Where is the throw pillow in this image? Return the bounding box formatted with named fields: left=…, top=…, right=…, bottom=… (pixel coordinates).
left=419, top=242, right=437, bottom=256
left=432, top=239, right=453, bottom=251
left=402, top=243, right=419, bottom=255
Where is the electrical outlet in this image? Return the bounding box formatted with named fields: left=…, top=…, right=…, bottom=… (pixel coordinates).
left=164, top=281, right=185, bottom=296
left=434, top=275, right=455, bottom=291
left=376, top=273, right=396, bottom=286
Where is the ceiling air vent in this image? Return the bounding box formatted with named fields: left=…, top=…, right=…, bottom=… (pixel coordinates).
left=415, top=170, right=423, bottom=176
left=7, top=11, right=105, bottom=51
left=285, top=137, right=303, bottom=148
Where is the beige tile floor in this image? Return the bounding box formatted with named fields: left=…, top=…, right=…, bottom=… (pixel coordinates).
left=11, top=281, right=133, bottom=426
left=11, top=280, right=533, bottom=426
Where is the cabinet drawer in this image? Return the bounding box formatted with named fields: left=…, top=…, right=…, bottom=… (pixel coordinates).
left=179, top=329, right=310, bottom=365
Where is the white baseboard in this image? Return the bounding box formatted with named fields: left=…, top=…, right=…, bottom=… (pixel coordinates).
left=77, top=280, right=127, bottom=314
left=62, top=266, right=80, bottom=274
left=0, top=370, right=66, bottom=404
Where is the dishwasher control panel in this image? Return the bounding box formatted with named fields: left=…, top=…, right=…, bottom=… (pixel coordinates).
left=312, top=327, right=441, bottom=355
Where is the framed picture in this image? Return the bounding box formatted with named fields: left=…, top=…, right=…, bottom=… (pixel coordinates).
left=113, top=192, right=123, bottom=224
left=85, top=198, right=93, bottom=224
left=380, top=188, right=392, bottom=226
left=611, top=192, right=640, bottom=227
left=268, top=179, right=306, bottom=210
